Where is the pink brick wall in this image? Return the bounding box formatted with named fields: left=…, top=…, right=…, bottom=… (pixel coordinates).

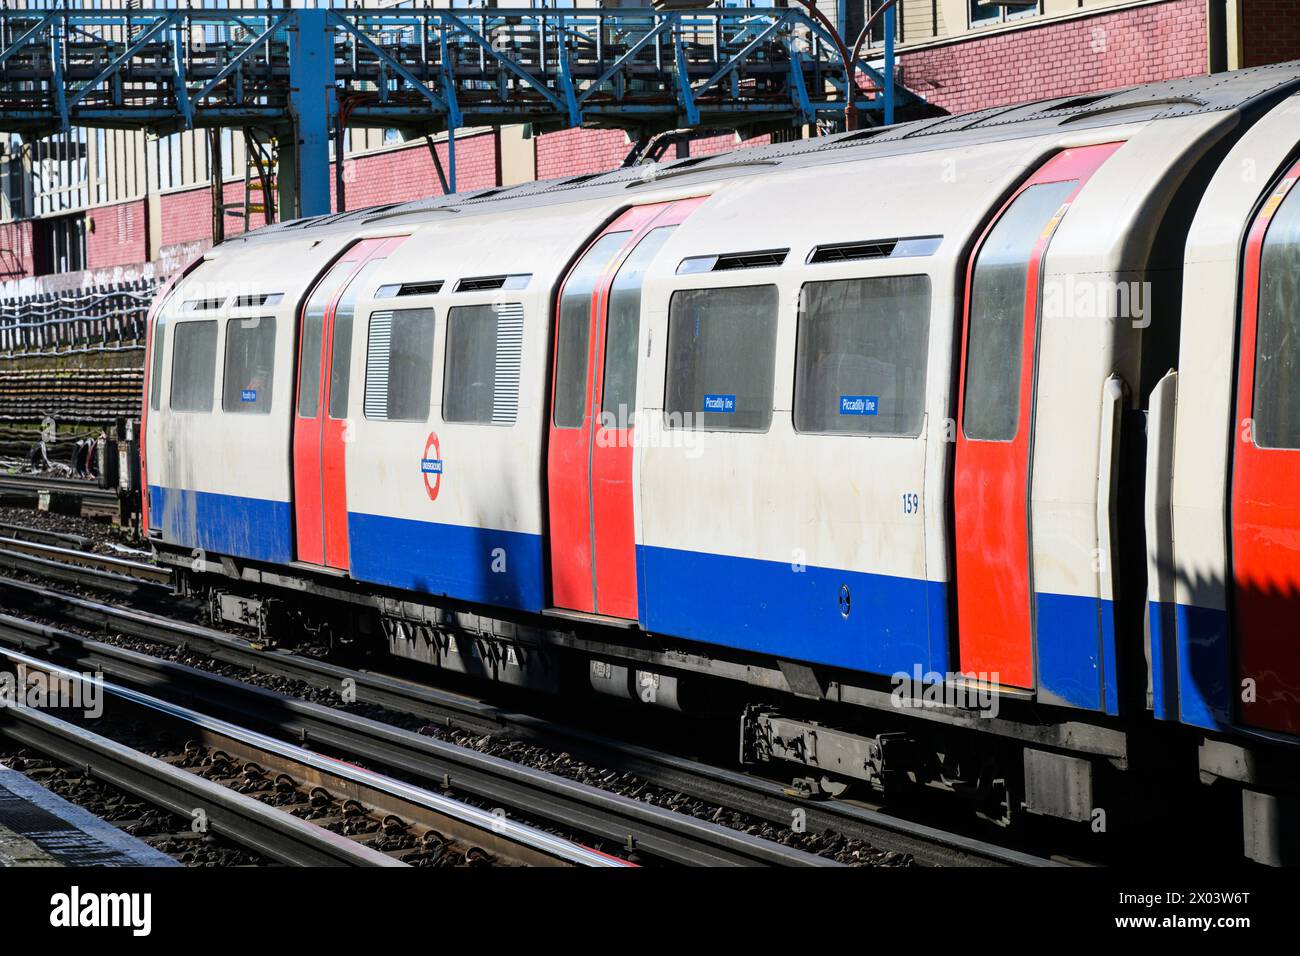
left=536, top=128, right=630, bottom=179
left=332, top=130, right=499, bottom=208
left=158, top=188, right=212, bottom=249
left=0, top=219, right=34, bottom=280
left=86, top=199, right=148, bottom=270
left=1242, top=0, right=1300, bottom=68
left=537, top=127, right=772, bottom=178
left=899, top=0, right=1207, bottom=115
left=155, top=131, right=498, bottom=256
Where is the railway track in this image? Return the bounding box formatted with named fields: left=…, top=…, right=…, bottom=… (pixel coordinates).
left=0, top=534, right=170, bottom=597
left=0, top=648, right=629, bottom=868
left=0, top=474, right=119, bottom=520
left=0, top=555, right=1058, bottom=867
left=0, top=594, right=844, bottom=867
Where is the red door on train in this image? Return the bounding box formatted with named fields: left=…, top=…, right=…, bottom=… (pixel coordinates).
left=1231, top=161, right=1300, bottom=735
left=293, top=236, right=406, bottom=569
left=953, top=144, right=1120, bottom=688
left=547, top=199, right=701, bottom=617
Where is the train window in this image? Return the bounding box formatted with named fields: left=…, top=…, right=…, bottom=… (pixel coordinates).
left=222, top=317, right=276, bottom=414
left=1252, top=184, right=1300, bottom=449
left=170, top=320, right=218, bottom=412
left=554, top=232, right=633, bottom=428
left=793, top=275, right=932, bottom=436
left=329, top=259, right=386, bottom=420
left=364, top=308, right=435, bottom=422
left=603, top=226, right=676, bottom=427
left=149, top=314, right=167, bottom=412
left=664, top=284, right=780, bottom=432
left=962, top=179, right=1077, bottom=442
left=298, top=260, right=355, bottom=418
left=443, top=302, right=525, bottom=425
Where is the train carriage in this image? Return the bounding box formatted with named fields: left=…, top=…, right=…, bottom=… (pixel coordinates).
left=1149, top=84, right=1300, bottom=864
left=140, top=62, right=1300, bottom=861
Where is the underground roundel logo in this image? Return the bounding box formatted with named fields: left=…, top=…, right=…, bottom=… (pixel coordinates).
left=422, top=432, right=443, bottom=501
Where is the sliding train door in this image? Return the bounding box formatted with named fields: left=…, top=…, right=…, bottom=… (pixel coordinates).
left=953, top=145, right=1119, bottom=688
left=1231, top=160, right=1300, bottom=735
left=293, top=236, right=406, bottom=570
left=547, top=199, right=700, bottom=617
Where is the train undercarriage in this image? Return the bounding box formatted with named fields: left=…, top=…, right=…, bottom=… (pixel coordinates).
left=148, top=538, right=1298, bottom=865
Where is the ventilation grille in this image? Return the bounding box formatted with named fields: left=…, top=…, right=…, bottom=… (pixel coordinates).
left=182, top=297, right=224, bottom=312
left=807, top=235, right=942, bottom=264
left=714, top=249, right=788, bottom=271
left=809, top=240, right=898, bottom=263
left=492, top=302, right=524, bottom=426
left=363, top=311, right=394, bottom=421
left=398, top=281, right=443, bottom=297
left=454, top=274, right=530, bottom=293
left=233, top=293, right=284, bottom=307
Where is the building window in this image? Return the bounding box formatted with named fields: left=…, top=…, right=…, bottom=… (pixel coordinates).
left=222, top=317, right=276, bottom=414
left=794, top=275, right=931, bottom=436
left=969, top=0, right=1039, bottom=29
left=170, top=320, right=218, bottom=413
left=443, top=303, right=524, bottom=425
left=862, top=0, right=903, bottom=46
left=664, top=284, right=780, bottom=432
left=364, top=308, right=436, bottom=422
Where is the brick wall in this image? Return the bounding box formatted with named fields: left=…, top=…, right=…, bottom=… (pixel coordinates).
left=1242, top=0, right=1300, bottom=68
left=333, top=131, right=498, bottom=209
left=155, top=131, right=499, bottom=257
left=0, top=219, right=34, bottom=281
left=537, top=127, right=773, bottom=178
left=899, top=0, right=1207, bottom=115
left=86, top=199, right=148, bottom=270
left=536, top=128, right=630, bottom=179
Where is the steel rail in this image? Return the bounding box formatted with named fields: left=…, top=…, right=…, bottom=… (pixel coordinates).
left=0, top=573, right=1058, bottom=867
left=0, top=690, right=403, bottom=868
left=0, top=646, right=626, bottom=868
left=0, top=536, right=170, bottom=583
left=0, top=607, right=838, bottom=867
left=0, top=474, right=118, bottom=503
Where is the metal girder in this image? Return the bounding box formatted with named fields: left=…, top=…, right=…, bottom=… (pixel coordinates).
left=0, top=7, right=924, bottom=215
left=0, top=11, right=54, bottom=69
left=0, top=7, right=920, bottom=135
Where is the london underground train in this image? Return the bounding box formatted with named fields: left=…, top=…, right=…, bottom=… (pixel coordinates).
left=140, top=61, right=1300, bottom=863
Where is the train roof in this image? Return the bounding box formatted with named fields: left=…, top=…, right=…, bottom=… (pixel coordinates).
left=237, top=59, right=1300, bottom=246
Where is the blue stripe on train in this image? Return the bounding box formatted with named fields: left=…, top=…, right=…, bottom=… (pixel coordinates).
left=347, top=511, right=545, bottom=611
left=1145, top=600, right=1231, bottom=730
left=636, top=543, right=950, bottom=677
left=1034, top=591, right=1121, bottom=714
left=146, top=488, right=1135, bottom=713
left=148, top=485, right=292, bottom=564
